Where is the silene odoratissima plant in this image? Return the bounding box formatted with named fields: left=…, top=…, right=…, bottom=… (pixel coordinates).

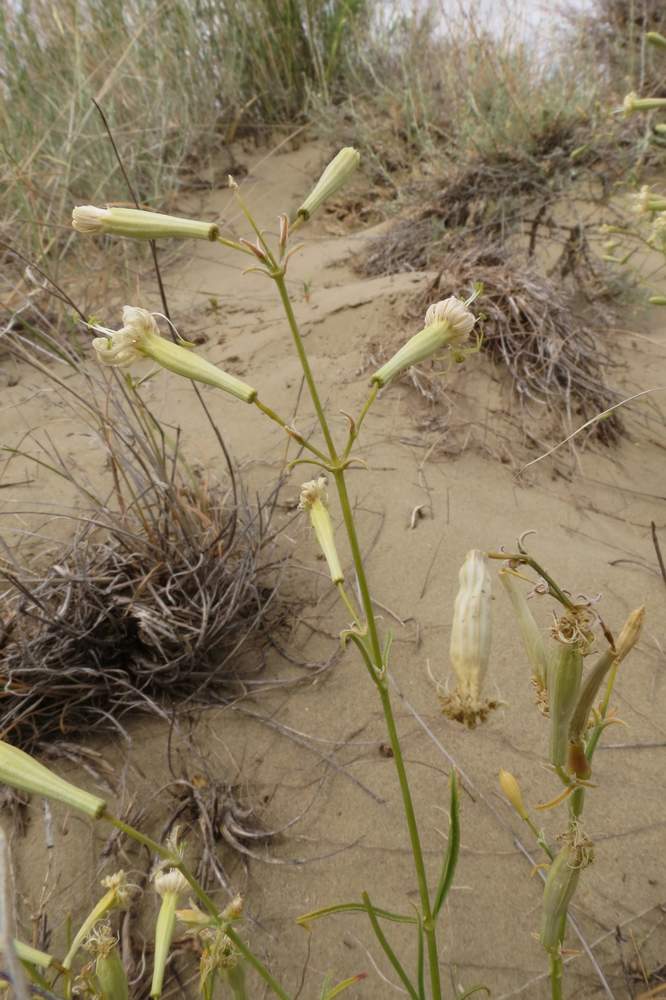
left=0, top=150, right=645, bottom=1000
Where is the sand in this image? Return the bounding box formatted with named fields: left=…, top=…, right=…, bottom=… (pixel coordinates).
left=3, top=141, right=666, bottom=999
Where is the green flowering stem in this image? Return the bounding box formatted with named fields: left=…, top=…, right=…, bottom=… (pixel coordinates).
left=375, top=679, right=442, bottom=999
left=273, top=271, right=339, bottom=461
left=271, top=271, right=442, bottom=998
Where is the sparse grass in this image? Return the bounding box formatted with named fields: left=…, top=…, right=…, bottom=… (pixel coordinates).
left=0, top=0, right=369, bottom=262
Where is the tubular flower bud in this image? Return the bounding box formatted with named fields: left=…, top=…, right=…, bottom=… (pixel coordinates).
left=440, top=550, right=498, bottom=727
left=13, top=941, right=54, bottom=970
left=92, top=307, right=257, bottom=403
left=176, top=900, right=213, bottom=929
left=498, top=769, right=528, bottom=820
left=72, top=205, right=219, bottom=241
left=623, top=92, right=666, bottom=115
left=152, top=870, right=188, bottom=998
left=540, top=846, right=582, bottom=953
left=548, top=643, right=583, bottom=768
left=499, top=569, right=548, bottom=688
left=647, top=31, right=666, bottom=49
left=296, top=148, right=360, bottom=222
left=298, top=477, right=344, bottom=585
left=615, top=605, right=645, bottom=661
left=569, top=606, right=645, bottom=743
left=0, top=740, right=105, bottom=819
left=372, top=296, right=476, bottom=388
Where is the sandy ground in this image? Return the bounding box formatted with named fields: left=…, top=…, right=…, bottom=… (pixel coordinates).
left=3, top=142, right=666, bottom=999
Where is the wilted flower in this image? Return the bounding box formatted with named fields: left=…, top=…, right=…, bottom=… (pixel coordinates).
left=298, top=477, right=344, bottom=585
left=64, top=872, right=134, bottom=971
left=73, top=205, right=218, bottom=241
left=440, top=550, right=498, bottom=727
left=371, top=296, right=476, bottom=388
left=424, top=297, right=477, bottom=341
left=154, top=869, right=189, bottom=898
left=91, top=306, right=257, bottom=403
left=296, top=148, right=360, bottom=222
left=88, top=923, right=128, bottom=1000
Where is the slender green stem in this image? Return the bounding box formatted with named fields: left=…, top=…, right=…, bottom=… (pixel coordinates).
left=332, top=470, right=383, bottom=665
left=336, top=580, right=362, bottom=626
left=377, top=683, right=442, bottom=999
left=224, top=927, right=291, bottom=1000
left=273, top=272, right=339, bottom=461
left=343, top=384, right=379, bottom=460
left=549, top=952, right=563, bottom=1000
left=231, top=189, right=276, bottom=264
left=525, top=816, right=555, bottom=861
left=216, top=235, right=254, bottom=256
left=273, top=271, right=442, bottom=998
left=254, top=398, right=329, bottom=461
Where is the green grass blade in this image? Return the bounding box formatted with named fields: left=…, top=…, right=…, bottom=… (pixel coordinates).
left=297, top=900, right=416, bottom=928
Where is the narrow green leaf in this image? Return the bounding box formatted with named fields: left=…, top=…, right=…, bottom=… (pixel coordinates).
left=458, top=986, right=490, bottom=999
left=297, top=901, right=416, bottom=928
left=362, top=892, right=419, bottom=1000
left=433, top=770, right=461, bottom=918
left=321, top=973, right=368, bottom=999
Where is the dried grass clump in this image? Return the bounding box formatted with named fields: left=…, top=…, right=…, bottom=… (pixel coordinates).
left=1, top=490, right=282, bottom=754
left=0, top=313, right=286, bottom=755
